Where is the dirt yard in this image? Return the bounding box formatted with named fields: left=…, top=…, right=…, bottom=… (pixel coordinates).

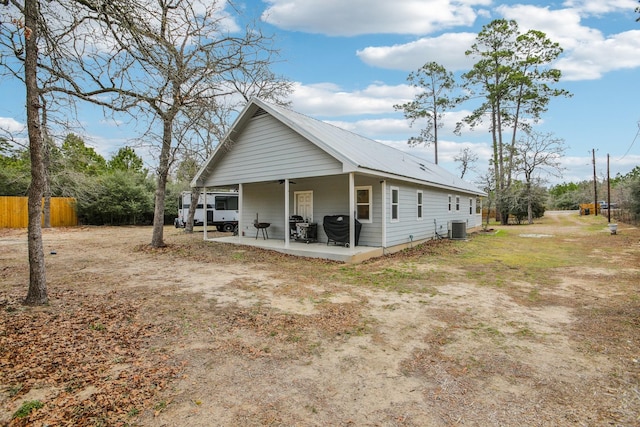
left=1, top=211, right=639, bottom=426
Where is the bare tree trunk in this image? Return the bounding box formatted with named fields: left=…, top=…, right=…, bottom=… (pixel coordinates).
left=185, top=187, right=200, bottom=233
left=526, top=177, right=534, bottom=225
left=43, top=191, right=51, bottom=227
left=150, top=118, right=173, bottom=248
left=24, top=0, right=48, bottom=305
left=151, top=180, right=167, bottom=247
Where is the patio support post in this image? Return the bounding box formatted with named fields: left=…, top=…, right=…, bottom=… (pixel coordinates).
left=203, top=188, right=208, bottom=240
left=284, top=179, right=290, bottom=248
left=381, top=180, right=386, bottom=248
left=238, top=183, right=243, bottom=240
left=349, top=172, right=355, bottom=248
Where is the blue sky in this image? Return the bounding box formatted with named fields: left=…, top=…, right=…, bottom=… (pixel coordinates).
left=1, top=0, right=639, bottom=187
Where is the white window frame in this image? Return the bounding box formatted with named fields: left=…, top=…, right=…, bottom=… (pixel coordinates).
left=448, top=194, right=452, bottom=212
left=391, top=186, right=400, bottom=223
left=455, top=195, right=460, bottom=211
left=469, top=198, right=473, bottom=215
left=355, top=185, right=372, bottom=223
left=417, top=190, right=423, bottom=220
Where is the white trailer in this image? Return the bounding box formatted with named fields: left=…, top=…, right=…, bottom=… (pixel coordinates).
left=175, top=191, right=239, bottom=232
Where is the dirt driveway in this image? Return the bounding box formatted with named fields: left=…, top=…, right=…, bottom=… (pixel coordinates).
left=1, top=211, right=639, bottom=426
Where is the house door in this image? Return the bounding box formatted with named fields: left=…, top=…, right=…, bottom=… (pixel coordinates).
left=295, top=191, right=313, bottom=222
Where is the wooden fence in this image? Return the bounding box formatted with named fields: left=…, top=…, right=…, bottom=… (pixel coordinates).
left=0, top=197, right=78, bottom=228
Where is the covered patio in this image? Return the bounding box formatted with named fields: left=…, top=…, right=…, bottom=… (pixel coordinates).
left=206, top=234, right=384, bottom=263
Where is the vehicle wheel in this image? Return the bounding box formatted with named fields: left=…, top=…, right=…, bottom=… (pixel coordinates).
left=222, top=223, right=235, bottom=232
left=216, top=225, right=223, bottom=232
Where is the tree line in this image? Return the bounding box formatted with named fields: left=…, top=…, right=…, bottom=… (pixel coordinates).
left=1, top=134, right=187, bottom=226
left=548, top=167, right=640, bottom=221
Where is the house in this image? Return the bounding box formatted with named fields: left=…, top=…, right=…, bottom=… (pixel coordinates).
left=191, top=98, right=486, bottom=263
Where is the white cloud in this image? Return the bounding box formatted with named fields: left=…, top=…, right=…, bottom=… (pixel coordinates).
left=0, top=117, right=25, bottom=134
left=289, top=82, right=411, bottom=116
left=555, top=30, right=640, bottom=80
left=262, top=0, right=490, bottom=36
left=356, top=32, right=477, bottom=71
left=496, top=5, right=640, bottom=81
left=496, top=5, right=599, bottom=50
left=561, top=0, right=638, bottom=15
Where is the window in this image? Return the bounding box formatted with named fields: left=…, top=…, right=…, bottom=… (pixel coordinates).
left=355, top=186, right=372, bottom=222
left=215, top=196, right=238, bottom=211
left=391, top=187, right=399, bottom=222
left=455, top=196, right=460, bottom=211
left=448, top=195, right=452, bottom=212
left=469, top=198, right=473, bottom=215
left=417, top=190, right=423, bottom=220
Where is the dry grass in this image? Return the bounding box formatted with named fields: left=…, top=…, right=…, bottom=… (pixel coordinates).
left=1, top=212, right=639, bottom=426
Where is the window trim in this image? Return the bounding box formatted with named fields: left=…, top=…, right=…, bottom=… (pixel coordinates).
left=355, top=185, right=372, bottom=223
left=390, top=186, right=399, bottom=223
left=455, top=195, right=460, bottom=211
left=469, top=198, right=473, bottom=215
left=417, top=190, right=423, bottom=220
left=448, top=194, right=452, bottom=212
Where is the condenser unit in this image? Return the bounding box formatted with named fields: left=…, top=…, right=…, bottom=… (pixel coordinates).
left=450, top=220, right=467, bottom=240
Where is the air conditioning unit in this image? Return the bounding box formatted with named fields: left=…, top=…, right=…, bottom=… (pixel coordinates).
left=450, top=220, right=467, bottom=240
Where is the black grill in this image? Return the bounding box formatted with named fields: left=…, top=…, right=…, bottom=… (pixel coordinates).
left=323, top=215, right=361, bottom=247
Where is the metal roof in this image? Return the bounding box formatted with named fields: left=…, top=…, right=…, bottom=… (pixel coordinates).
left=193, top=98, right=486, bottom=196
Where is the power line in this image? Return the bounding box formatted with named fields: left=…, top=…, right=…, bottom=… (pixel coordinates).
left=618, top=117, right=640, bottom=161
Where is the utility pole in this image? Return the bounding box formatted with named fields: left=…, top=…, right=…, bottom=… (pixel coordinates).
left=607, top=154, right=611, bottom=223
left=592, top=149, right=598, bottom=216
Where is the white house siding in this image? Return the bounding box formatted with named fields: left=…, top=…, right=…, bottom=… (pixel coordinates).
left=241, top=182, right=285, bottom=238
left=203, top=114, right=343, bottom=187
left=384, top=181, right=481, bottom=248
